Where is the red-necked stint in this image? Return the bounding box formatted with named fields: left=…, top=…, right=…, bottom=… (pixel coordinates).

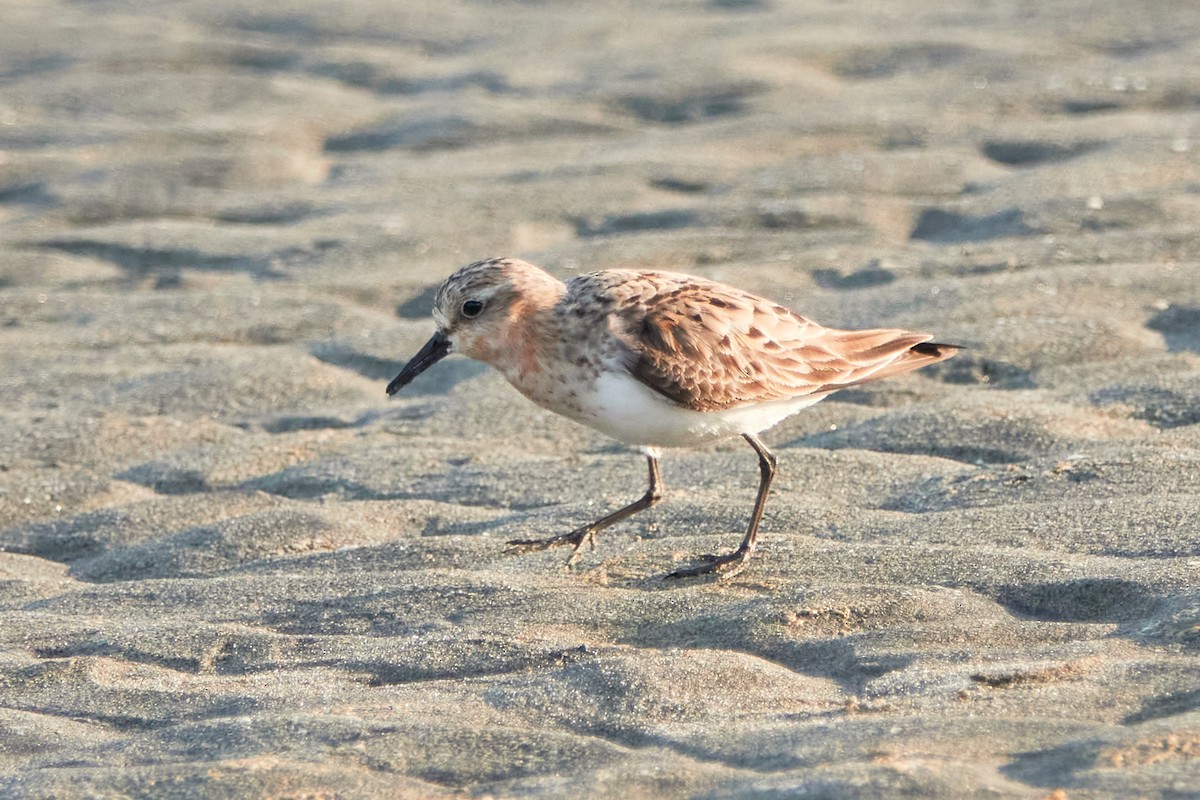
left=388, top=257, right=959, bottom=578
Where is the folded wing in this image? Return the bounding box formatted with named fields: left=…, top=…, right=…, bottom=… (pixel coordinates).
left=600, top=272, right=958, bottom=411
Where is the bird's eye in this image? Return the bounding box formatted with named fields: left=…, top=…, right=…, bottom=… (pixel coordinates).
left=461, top=299, right=484, bottom=318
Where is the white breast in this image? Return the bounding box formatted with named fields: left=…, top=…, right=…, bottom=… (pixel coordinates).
left=573, top=370, right=827, bottom=448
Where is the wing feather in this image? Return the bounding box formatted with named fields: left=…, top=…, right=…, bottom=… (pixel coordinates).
left=584, top=270, right=956, bottom=411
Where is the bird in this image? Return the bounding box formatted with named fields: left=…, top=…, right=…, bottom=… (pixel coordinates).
left=387, top=257, right=958, bottom=578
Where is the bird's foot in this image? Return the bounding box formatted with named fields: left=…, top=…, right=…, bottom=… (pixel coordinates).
left=505, top=525, right=596, bottom=566
left=665, top=550, right=750, bottom=579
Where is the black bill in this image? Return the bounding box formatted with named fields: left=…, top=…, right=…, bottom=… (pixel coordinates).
left=386, top=331, right=451, bottom=395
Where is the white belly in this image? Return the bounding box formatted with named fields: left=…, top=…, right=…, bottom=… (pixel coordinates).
left=572, top=370, right=826, bottom=448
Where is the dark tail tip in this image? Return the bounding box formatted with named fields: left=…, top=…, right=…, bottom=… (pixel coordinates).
left=912, top=341, right=964, bottom=358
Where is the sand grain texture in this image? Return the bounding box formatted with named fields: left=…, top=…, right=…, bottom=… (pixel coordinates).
left=2, top=0, right=1199, bottom=797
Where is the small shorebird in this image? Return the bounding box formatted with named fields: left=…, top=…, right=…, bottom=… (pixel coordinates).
left=388, top=257, right=958, bottom=578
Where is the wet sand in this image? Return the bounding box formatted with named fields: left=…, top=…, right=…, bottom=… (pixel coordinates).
left=2, top=0, right=1199, bottom=797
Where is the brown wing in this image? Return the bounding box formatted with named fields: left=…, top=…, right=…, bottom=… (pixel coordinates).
left=596, top=271, right=958, bottom=411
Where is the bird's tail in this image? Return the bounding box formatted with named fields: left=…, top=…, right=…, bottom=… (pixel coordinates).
left=909, top=341, right=963, bottom=361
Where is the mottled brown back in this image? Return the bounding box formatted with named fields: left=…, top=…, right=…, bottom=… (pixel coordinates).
left=575, top=270, right=958, bottom=411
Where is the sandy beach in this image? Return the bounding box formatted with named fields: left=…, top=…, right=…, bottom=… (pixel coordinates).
left=2, top=0, right=1199, bottom=797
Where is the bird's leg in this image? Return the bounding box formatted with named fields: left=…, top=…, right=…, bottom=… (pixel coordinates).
left=507, top=454, right=663, bottom=566
left=667, top=433, right=776, bottom=579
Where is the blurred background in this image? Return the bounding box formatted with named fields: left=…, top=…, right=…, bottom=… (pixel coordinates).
left=2, top=1, right=1199, bottom=797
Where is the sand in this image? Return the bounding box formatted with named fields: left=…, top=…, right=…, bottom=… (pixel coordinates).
left=2, top=0, right=1199, bottom=797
